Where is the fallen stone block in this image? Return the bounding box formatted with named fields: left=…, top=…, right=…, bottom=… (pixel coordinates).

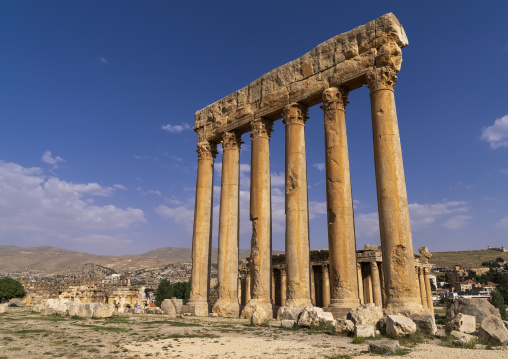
left=0, top=303, right=8, bottom=313
left=447, top=298, right=500, bottom=323
left=478, top=315, right=508, bottom=346
left=281, top=319, right=295, bottom=328
left=355, top=325, right=375, bottom=338
left=251, top=306, right=267, bottom=326
left=8, top=299, right=23, bottom=307
left=93, top=303, right=114, bottom=318
left=386, top=315, right=416, bottom=337
left=410, top=314, right=437, bottom=336
left=161, top=299, right=177, bottom=316
left=334, top=319, right=354, bottom=333
left=277, top=306, right=304, bottom=321
left=369, top=339, right=400, bottom=354
left=445, top=313, right=476, bottom=334
left=450, top=330, right=476, bottom=346
left=347, top=303, right=383, bottom=326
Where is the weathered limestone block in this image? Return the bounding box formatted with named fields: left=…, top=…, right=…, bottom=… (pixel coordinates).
left=296, top=306, right=336, bottom=328
left=9, top=299, right=23, bottom=307
left=46, top=299, right=68, bottom=316
left=355, top=325, right=375, bottom=338
left=478, top=315, right=508, bottom=346
left=250, top=306, right=267, bottom=326
left=0, top=303, right=8, bottom=313
left=369, top=339, right=400, bottom=354
left=347, top=304, right=384, bottom=326
left=277, top=306, right=304, bottom=321
left=386, top=315, right=417, bottom=337
left=40, top=308, right=58, bottom=316
left=171, top=298, right=184, bottom=313
left=450, top=331, right=476, bottom=346
left=66, top=302, right=93, bottom=318
left=161, top=299, right=177, bottom=316
left=410, top=314, right=437, bottom=336
left=335, top=319, right=354, bottom=333
left=145, top=307, right=163, bottom=314
left=93, top=303, right=114, bottom=318
left=445, top=313, right=476, bottom=334
left=446, top=298, right=500, bottom=323
left=281, top=319, right=295, bottom=328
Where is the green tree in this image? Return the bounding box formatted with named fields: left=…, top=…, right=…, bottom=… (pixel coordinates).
left=490, top=290, right=507, bottom=320
left=0, top=278, right=27, bottom=302
left=155, top=279, right=174, bottom=307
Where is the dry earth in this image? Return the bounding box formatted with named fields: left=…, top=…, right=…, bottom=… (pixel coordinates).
left=1, top=308, right=507, bottom=359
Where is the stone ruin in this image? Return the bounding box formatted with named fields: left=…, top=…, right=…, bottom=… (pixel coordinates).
left=184, top=13, right=425, bottom=319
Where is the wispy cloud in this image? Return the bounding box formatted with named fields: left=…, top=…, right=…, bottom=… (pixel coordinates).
left=41, top=150, right=65, bottom=169
left=497, top=216, right=508, bottom=230
left=99, top=57, right=108, bottom=64
left=442, top=215, right=472, bottom=229
left=313, top=163, right=325, bottom=171
left=162, top=123, right=191, bottom=134
left=114, top=184, right=127, bottom=190
left=481, top=115, right=508, bottom=149
left=500, top=169, right=508, bottom=175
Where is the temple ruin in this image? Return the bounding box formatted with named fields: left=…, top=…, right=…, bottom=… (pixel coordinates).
left=184, top=13, right=425, bottom=319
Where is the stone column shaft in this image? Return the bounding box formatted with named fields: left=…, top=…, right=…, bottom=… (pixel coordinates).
left=310, top=267, right=316, bottom=306
left=418, top=267, right=428, bottom=309
left=186, top=139, right=217, bottom=316
left=280, top=268, right=287, bottom=306
left=424, top=268, right=434, bottom=315
left=322, top=265, right=330, bottom=309
left=370, top=262, right=382, bottom=307
left=212, top=131, right=242, bottom=317
left=245, top=274, right=251, bottom=303
left=241, top=118, right=274, bottom=318
left=357, top=263, right=364, bottom=305
left=322, top=88, right=360, bottom=317
left=366, top=46, right=422, bottom=315
left=282, top=103, right=312, bottom=308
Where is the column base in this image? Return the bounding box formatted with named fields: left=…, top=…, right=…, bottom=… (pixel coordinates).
left=181, top=300, right=210, bottom=316
left=383, top=297, right=424, bottom=316
left=239, top=299, right=274, bottom=319
left=211, top=299, right=240, bottom=317
left=325, top=298, right=360, bottom=319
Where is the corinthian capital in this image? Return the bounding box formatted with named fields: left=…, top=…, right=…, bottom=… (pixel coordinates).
left=221, top=131, right=243, bottom=150
left=282, top=102, right=308, bottom=126
left=366, top=42, right=403, bottom=93
left=322, top=87, right=349, bottom=113
left=196, top=141, right=218, bottom=159
left=250, top=118, right=273, bottom=139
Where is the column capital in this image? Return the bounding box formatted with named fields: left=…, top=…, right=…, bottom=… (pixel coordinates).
left=322, top=87, right=349, bottom=113
left=197, top=141, right=218, bottom=159
left=282, top=102, right=308, bottom=126
left=280, top=267, right=287, bottom=276
left=365, top=43, right=402, bottom=93
left=423, top=267, right=429, bottom=275
left=370, top=261, right=379, bottom=271
left=357, top=263, right=362, bottom=270
left=250, top=118, right=273, bottom=139
left=321, top=264, right=329, bottom=273
left=222, top=131, right=243, bottom=150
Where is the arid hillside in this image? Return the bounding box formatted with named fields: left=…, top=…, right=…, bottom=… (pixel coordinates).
left=430, top=249, right=508, bottom=269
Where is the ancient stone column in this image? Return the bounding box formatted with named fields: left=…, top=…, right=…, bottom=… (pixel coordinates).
left=245, top=273, right=251, bottom=303
left=184, top=137, right=217, bottom=316
left=238, top=277, right=242, bottom=303
left=241, top=118, right=274, bottom=318
left=321, top=87, right=360, bottom=318
left=272, top=272, right=276, bottom=304
left=310, top=267, right=316, bottom=305
left=357, top=263, right=364, bottom=305
left=282, top=103, right=312, bottom=308
left=212, top=131, right=242, bottom=317
left=280, top=267, right=287, bottom=306
left=370, top=262, right=382, bottom=307
left=418, top=267, right=428, bottom=310
left=366, top=43, right=422, bottom=315
left=322, top=265, right=330, bottom=309
left=424, top=267, right=434, bottom=315
left=364, top=267, right=373, bottom=304
left=379, top=263, right=386, bottom=306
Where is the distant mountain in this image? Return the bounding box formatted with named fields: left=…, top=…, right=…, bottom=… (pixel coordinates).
left=0, top=245, right=279, bottom=275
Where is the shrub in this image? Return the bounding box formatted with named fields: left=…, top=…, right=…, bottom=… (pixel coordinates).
left=0, top=278, right=26, bottom=302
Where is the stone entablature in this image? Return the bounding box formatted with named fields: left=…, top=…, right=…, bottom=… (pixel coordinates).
left=193, top=13, right=408, bottom=143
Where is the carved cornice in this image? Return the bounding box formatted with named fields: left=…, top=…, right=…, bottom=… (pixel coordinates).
left=282, top=103, right=308, bottom=126
left=366, top=43, right=402, bottom=93
left=196, top=141, right=218, bottom=159
left=221, top=131, right=243, bottom=150
left=321, top=87, right=349, bottom=113
left=250, top=118, right=274, bottom=139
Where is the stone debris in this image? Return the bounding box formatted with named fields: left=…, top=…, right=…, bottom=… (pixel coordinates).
left=8, top=299, right=23, bottom=307
left=0, top=302, right=9, bottom=313
left=450, top=331, right=476, bottom=346
left=277, top=306, right=304, bottom=321
left=478, top=315, right=508, bottom=346
left=385, top=315, right=417, bottom=337
left=410, top=314, right=437, bottom=336
left=334, top=319, right=354, bottom=333
left=445, top=313, right=476, bottom=334
left=369, top=339, right=400, bottom=354
left=250, top=306, right=267, bottom=326
left=447, top=298, right=500, bottom=323
left=34, top=299, right=114, bottom=318
left=297, top=307, right=335, bottom=328
left=347, top=303, right=384, bottom=326
left=281, top=319, right=296, bottom=328
left=144, top=307, right=163, bottom=314
left=161, top=299, right=177, bottom=316
left=354, top=325, right=375, bottom=338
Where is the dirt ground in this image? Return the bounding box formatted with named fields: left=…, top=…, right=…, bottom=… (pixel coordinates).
left=1, top=308, right=507, bottom=358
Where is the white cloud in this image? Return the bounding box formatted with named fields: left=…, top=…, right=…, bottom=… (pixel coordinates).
left=99, top=57, right=108, bottom=64
left=41, top=150, right=65, bottom=169
left=496, top=217, right=508, bottom=230
left=271, top=172, right=285, bottom=187
left=0, top=161, right=145, bottom=244
left=355, top=212, right=380, bottom=238
left=147, top=190, right=161, bottom=196
left=481, top=115, right=508, bottom=149
left=442, top=215, right=472, bottom=229
left=408, top=201, right=469, bottom=229
left=313, top=163, right=325, bottom=171
left=162, top=123, right=191, bottom=134
left=309, top=201, right=326, bottom=219
left=500, top=169, right=508, bottom=175
left=155, top=204, right=194, bottom=229
left=114, top=184, right=127, bottom=190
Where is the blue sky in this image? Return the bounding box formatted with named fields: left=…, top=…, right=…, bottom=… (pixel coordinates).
left=0, top=1, right=507, bottom=256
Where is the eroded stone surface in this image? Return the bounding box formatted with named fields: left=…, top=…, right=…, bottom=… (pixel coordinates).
left=386, top=315, right=417, bottom=337
left=347, top=303, right=383, bottom=326
left=355, top=325, right=375, bottom=337
left=447, top=298, right=500, bottom=323
left=369, top=339, right=400, bottom=354
left=445, top=313, right=476, bottom=334
left=478, top=315, right=508, bottom=346
left=410, top=314, right=437, bottom=336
